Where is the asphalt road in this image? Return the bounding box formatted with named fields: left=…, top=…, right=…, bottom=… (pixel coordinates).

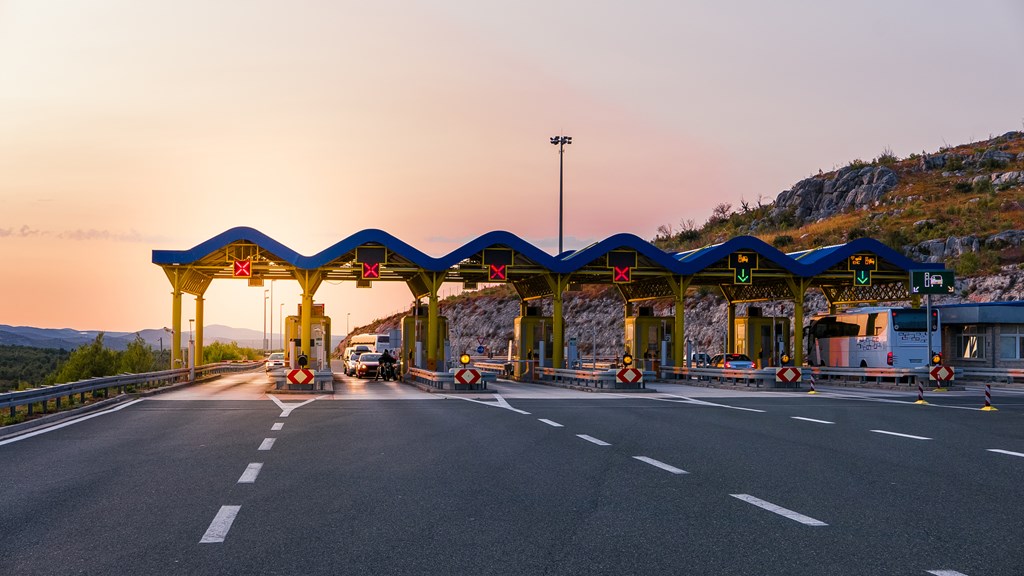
left=2, top=372, right=1023, bottom=575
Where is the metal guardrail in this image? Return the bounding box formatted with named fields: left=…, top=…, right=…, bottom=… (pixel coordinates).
left=535, top=367, right=652, bottom=389
left=0, top=362, right=262, bottom=419
left=659, top=366, right=781, bottom=387
left=956, top=367, right=1024, bottom=385
left=405, top=367, right=494, bottom=391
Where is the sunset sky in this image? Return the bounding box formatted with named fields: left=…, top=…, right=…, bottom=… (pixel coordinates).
left=2, top=0, right=1023, bottom=335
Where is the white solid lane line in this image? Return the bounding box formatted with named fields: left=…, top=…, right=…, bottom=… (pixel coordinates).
left=730, top=494, right=828, bottom=526
left=870, top=430, right=932, bottom=440
left=258, top=438, right=276, bottom=451
left=791, top=416, right=835, bottom=424
left=576, top=434, right=611, bottom=446
left=237, top=463, right=263, bottom=484
left=0, top=399, right=145, bottom=447
left=200, top=505, right=241, bottom=543
left=633, top=456, right=688, bottom=475
left=987, top=449, right=1024, bottom=458
left=271, top=423, right=283, bottom=431
left=926, top=570, right=969, bottom=576
left=538, top=419, right=564, bottom=427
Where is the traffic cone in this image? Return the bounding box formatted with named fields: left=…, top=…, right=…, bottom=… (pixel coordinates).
left=981, top=383, right=998, bottom=411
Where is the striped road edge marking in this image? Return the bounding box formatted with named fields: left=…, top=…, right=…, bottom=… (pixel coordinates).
left=200, top=505, right=241, bottom=543
left=538, top=419, right=564, bottom=427
left=791, top=416, right=835, bottom=424
left=633, top=456, right=688, bottom=475
left=730, top=494, right=828, bottom=526
left=926, top=570, right=969, bottom=576
left=237, top=463, right=263, bottom=484
left=987, top=449, right=1024, bottom=458
left=0, top=399, right=146, bottom=447
left=870, top=430, right=932, bottom=441
left=576, top=434, right=611, bottom=446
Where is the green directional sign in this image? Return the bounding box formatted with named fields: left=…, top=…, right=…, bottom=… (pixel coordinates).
left=849, top=254, right=877, bottom=286
left=911, top=270, right=955, bottom=295
left=728, top=252, right=757, bottom=285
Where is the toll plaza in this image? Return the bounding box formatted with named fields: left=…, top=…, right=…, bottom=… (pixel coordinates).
left=152, top=228, right=945, bottom=388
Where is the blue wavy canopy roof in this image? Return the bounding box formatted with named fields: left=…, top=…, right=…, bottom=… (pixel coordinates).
left=152, top=227, right=942, bottom=276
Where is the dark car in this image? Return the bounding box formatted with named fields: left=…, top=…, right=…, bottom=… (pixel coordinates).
left=355, top=353, right=382, bottom=379
left=709, top=353, right=755, bottom=369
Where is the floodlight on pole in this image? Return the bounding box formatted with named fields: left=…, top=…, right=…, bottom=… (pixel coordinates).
left=550, top=134, right=572, bottom=255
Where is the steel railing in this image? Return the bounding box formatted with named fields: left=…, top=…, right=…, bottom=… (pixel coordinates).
left=0, top=361, right=262, bottom=419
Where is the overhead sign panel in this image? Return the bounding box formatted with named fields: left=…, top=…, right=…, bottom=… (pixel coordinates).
left=483, top=248, right=513, bottom=281
left=608, top=251, right=636, bottom=284
left=849, top=254, right=877, bottom=286
left=910, top=270, right=955, bottom=295
left=728, top=252, right=757, bottom=285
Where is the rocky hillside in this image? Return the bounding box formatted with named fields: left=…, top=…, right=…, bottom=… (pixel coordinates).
left=340, top=131, right=1024, bottom=359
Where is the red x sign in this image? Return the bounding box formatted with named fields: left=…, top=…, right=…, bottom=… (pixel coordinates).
left=362, top=262, right=380, bottom=279
left=489, top=264, right=507, bottom=281
left=233, top=259, right=252, bottom=278
left=613, top=266, right=631, bottom=283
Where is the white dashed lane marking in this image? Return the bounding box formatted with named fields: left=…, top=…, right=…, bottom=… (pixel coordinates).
left=870, top=430, right=932, bottom=441
left=791, top=416, right=834, bottom=424
left=258, top=438, right=276, bottom=451
left=633, top=456, right=688, bottom=475
left=730, top=494, right=827, bottom=526
left=538, top=419, right=564, bottom=427
left=271, top=422, right=283, bottom=431
left=237, top=463, right=263, bottom=484
left=987, top=449, right=1024, bottom=458
left=576, top=434, right=611, bottom=446
left=926, top=570, right=969, bottom=576
left=199, top=505, right=241, bottom=543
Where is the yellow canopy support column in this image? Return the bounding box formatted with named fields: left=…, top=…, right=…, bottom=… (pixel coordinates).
left=294, top=269, right=324, bottom=359
left=786, top=278, right=811, bottom=367
left=667, top=276, right=692, bottom=366
left=195, top=295, right=205, bottom=366
left=166, top=268, right=183, bottom=369
left=726, top=301, right=736, bottom=354
left=545, top=274, right=570, bottom=370
left=425, top=272, right=444, bottom=371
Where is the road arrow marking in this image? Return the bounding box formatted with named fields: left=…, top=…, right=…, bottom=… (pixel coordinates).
left=268, top=394, right=324, bottom=417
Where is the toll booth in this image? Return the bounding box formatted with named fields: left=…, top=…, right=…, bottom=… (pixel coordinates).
left=513, top=312, right=553, bottom=379
left=624, top=308, right=674, bottom=369
left=401, top=314, right=449, bottom=372
left=285, top=314, right=331, bottom=371
left=733, top=308, right=790, bottom=368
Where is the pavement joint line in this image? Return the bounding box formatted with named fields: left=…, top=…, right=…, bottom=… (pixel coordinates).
left=538, top=419, right=564, bottom=427
left=199, top=505, right=241, bottom=543
left=926, top=570, right=969, bottom=576
left=791, top=416, right=835, bottom=424
left=576, top=434, right=611, bottom=446
left=987, top=448, right=1024, bottom=458
left=729, top=494, right=828, bottom=526
left=633, top=456, right=688, bottom=474
left=237, top=463, right=263, bottom=483
left=0, top=399, right=146, bottom=447
left=258, top=438, right=276, bottom=451
left=870, top=429, right=932, bottom=440
left=271, top=422, right=284, bottom=431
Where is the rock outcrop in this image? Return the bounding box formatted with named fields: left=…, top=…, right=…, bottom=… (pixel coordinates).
left=771, top=165, right=898, bottom=224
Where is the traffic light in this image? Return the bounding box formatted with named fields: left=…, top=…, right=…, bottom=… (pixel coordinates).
left=931, top=352, right=942, bottom=365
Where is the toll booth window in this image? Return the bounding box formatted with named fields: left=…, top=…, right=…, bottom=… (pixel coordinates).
left=999, top=324, right=1024, bottom=360
left=955, top=325, right=986, bottom=360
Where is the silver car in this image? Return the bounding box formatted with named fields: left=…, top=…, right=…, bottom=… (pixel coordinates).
left=709, top=353, right=755, bottom=369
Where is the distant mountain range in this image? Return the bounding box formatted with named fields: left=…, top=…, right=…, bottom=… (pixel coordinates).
left=0, top=324, right=344, bottom=352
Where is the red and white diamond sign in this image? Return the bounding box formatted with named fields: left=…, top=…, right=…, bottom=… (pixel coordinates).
left=233, top=259, right=252, bottom=278
left=929, top=366, right=954, bottom=381
left=455, top=368, right=481, bottom=385
left=616, top=368, right=643, bottom=384
left=287, top=368, right=314, bottom=385
left=775, top=367, right=802, bottom=383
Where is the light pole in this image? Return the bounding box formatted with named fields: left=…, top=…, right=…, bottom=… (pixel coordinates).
left=163, top=327, right=175, bottom=368
left=280, top=302, right=284, bottom=351
left=550, top=134, right=572, bottom=255
left=269, top=281, right=274, bottom=352
left=263, top=289, right=269, bottom=352
left=347, top=312, right=351, bottom=335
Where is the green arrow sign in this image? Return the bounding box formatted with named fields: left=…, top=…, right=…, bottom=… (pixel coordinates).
left=735, top=268, right=751, bottom=284
left=855, top=270, right=871, bottom=286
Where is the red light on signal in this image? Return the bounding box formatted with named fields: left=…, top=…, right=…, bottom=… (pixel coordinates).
left=489, top=263, right=507, bottom=281
left=362, top=262, right=380, bottom=279
left=613, top=266, right=631, bottom=283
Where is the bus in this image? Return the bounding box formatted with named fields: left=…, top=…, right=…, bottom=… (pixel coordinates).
left=804, top=306, right=940, bottom=368
left=348, top=333, right=391, bottom=353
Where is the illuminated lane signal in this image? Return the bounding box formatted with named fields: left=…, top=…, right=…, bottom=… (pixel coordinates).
left=728, top=252, right=757, bottom=285
left=489, top=264, right=507, bottom=281
left=613, top=266, right=631, bottom=283
left=362, top=262, right=380, bottom=280
left=849, top=254, right=877, bottom=286
left=233, top=259, right=252, bottom=278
